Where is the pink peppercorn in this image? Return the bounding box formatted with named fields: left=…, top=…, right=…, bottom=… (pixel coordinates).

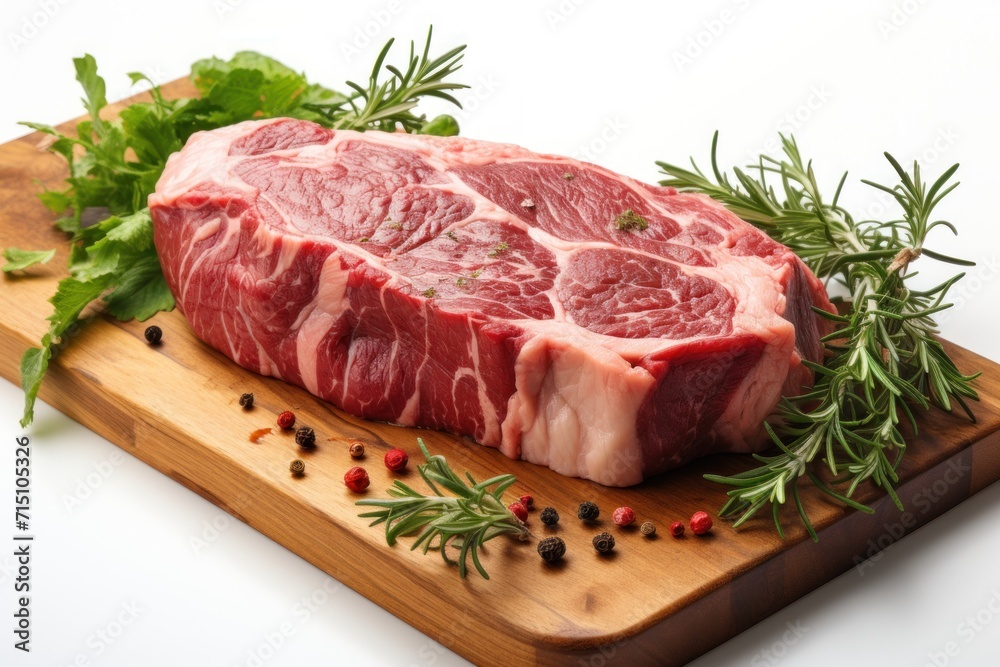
left=519, top=494, right=534, bottom=509
left=612, top=506, right=636, bottom=527
left=344, top=466, right=370, bottom=492
left=277, top=411, right=296, bottom=430
left=508, top=502, right=528, bottom=522
left=690, top=511, right=713, bottom=535
left=669, top=521, right=685, bottom=538
left=384, top=448, right=409, bottom=472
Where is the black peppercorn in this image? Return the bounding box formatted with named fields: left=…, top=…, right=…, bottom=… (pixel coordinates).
left=239, top=393, right=254, bottom=410
left=540, top=507, right=560, bottom=526
left=578, top=501, right=600, bottom=521
left=295, top=425, right=316, bottom=449
left=537, top=537, right=566, bottom=563
left=144, top=325, right=162, bottom=344
left=289, top=459, right=305, bottom=477
left=592, top=531, right=615, bottom=554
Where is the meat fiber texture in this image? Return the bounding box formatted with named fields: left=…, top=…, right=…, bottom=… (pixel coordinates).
left=149, top=118, right=833, bottom=486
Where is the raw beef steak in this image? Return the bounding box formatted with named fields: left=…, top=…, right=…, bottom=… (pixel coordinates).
left=149, top=118, right=833, bottom=486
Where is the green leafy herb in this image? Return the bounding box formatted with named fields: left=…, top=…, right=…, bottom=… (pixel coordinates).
left=658, top=133, right=979, bottom=538
left=421, top=287, right=437, bottom=299
left=357, top=439, right=527, bottom=579
left=17, top=29, right=467, bottom=427
left=305, top=26, right=466, bottom=135
left=3, top=248, right=55, bottom=273
left=614, top=209, right=648, bottom=232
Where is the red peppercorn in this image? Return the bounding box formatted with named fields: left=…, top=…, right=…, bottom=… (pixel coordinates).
left=384, top=448, right=409, bottom=472
left=277, top=411, right=296, bottom=430
left=519, top=494, right=534, bottom=509
left=508, top=501, right=528, bottom=522
left=612, top=506, right=636, bottom=527
left=690, top=511, right=713, bottom=535
left=669, top=521, right=685, bottom=538
left=344, top=466, right=369, bottom=492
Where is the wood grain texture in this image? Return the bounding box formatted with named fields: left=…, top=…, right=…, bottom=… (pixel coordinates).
left=2, top=81, right=998, bottom=666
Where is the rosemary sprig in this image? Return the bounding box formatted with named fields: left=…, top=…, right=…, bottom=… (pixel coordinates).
left=305, top=26, right=467, bottom=135
left=657, top=134, right=981, bottom=538
left=357, top=439, right=527, bottom=579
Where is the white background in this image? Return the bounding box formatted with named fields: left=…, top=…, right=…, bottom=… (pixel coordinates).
left=3, top=1, right=1000, bottom=665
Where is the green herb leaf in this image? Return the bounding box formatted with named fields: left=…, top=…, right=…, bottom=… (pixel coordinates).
left=74, top=54, right=108, bottom=134
left=420, top=114, right=460, bottom=137
left=614, top=209, right=648, bottom=232
left=357, top=439, right=526, bottom=579
left=658, top=134, right=980, bottom=538
left=16, top=29, right=468, bottom=426
left=305, top=26, right=468, bottom=134
left=3, top=248, right=55, bottom=273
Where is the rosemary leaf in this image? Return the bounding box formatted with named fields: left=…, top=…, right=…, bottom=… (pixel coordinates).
left=357, top=439, right=526, bottom=579
left=657, top=133, right=980, bottom=538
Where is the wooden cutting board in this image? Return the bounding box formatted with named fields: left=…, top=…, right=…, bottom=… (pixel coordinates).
left=2, top=81, right=999, bottom=666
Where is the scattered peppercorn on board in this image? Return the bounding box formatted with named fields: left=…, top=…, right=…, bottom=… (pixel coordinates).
left=2, top=83, right=1000, bottom=667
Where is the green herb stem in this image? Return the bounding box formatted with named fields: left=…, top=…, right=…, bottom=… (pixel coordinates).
left=658, top=133, right=980, bottom=537
left=13, top=28, right=467, bottom=427
left=357, top=439, right=526, bottom=579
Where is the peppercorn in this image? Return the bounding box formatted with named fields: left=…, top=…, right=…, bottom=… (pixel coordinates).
left=540, top=507, right=560, bottom=526
left=537, top=537, right=566, bottom=563
left=640, top=521, right=656, bottom=537
left=578, top=501, right=600, bottom=521
left=384, top=448, right=409, bottom=472
left=344, top=466, right=369, bottom=492
left=144, top=325, right=162, bottom=344
left=592, top=531, right=615, bottom=554
left=519, top=494, right=534, bottom=510
left=289, top=459, right=305, bottom=477
left=690, top=511, right=713, bottom=535
left=295, top=425, right=316, bottom=449
left=508, top=501, right=528, bottom=522
left=669, top=521, right=685, bottom=538
left=277, top=411, right=296, bottom=430
left=239, top=392, right=254, bottom=410
left=349, top=441, right=365, bottom=459
left=612, top=506, right=635, bottom=527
